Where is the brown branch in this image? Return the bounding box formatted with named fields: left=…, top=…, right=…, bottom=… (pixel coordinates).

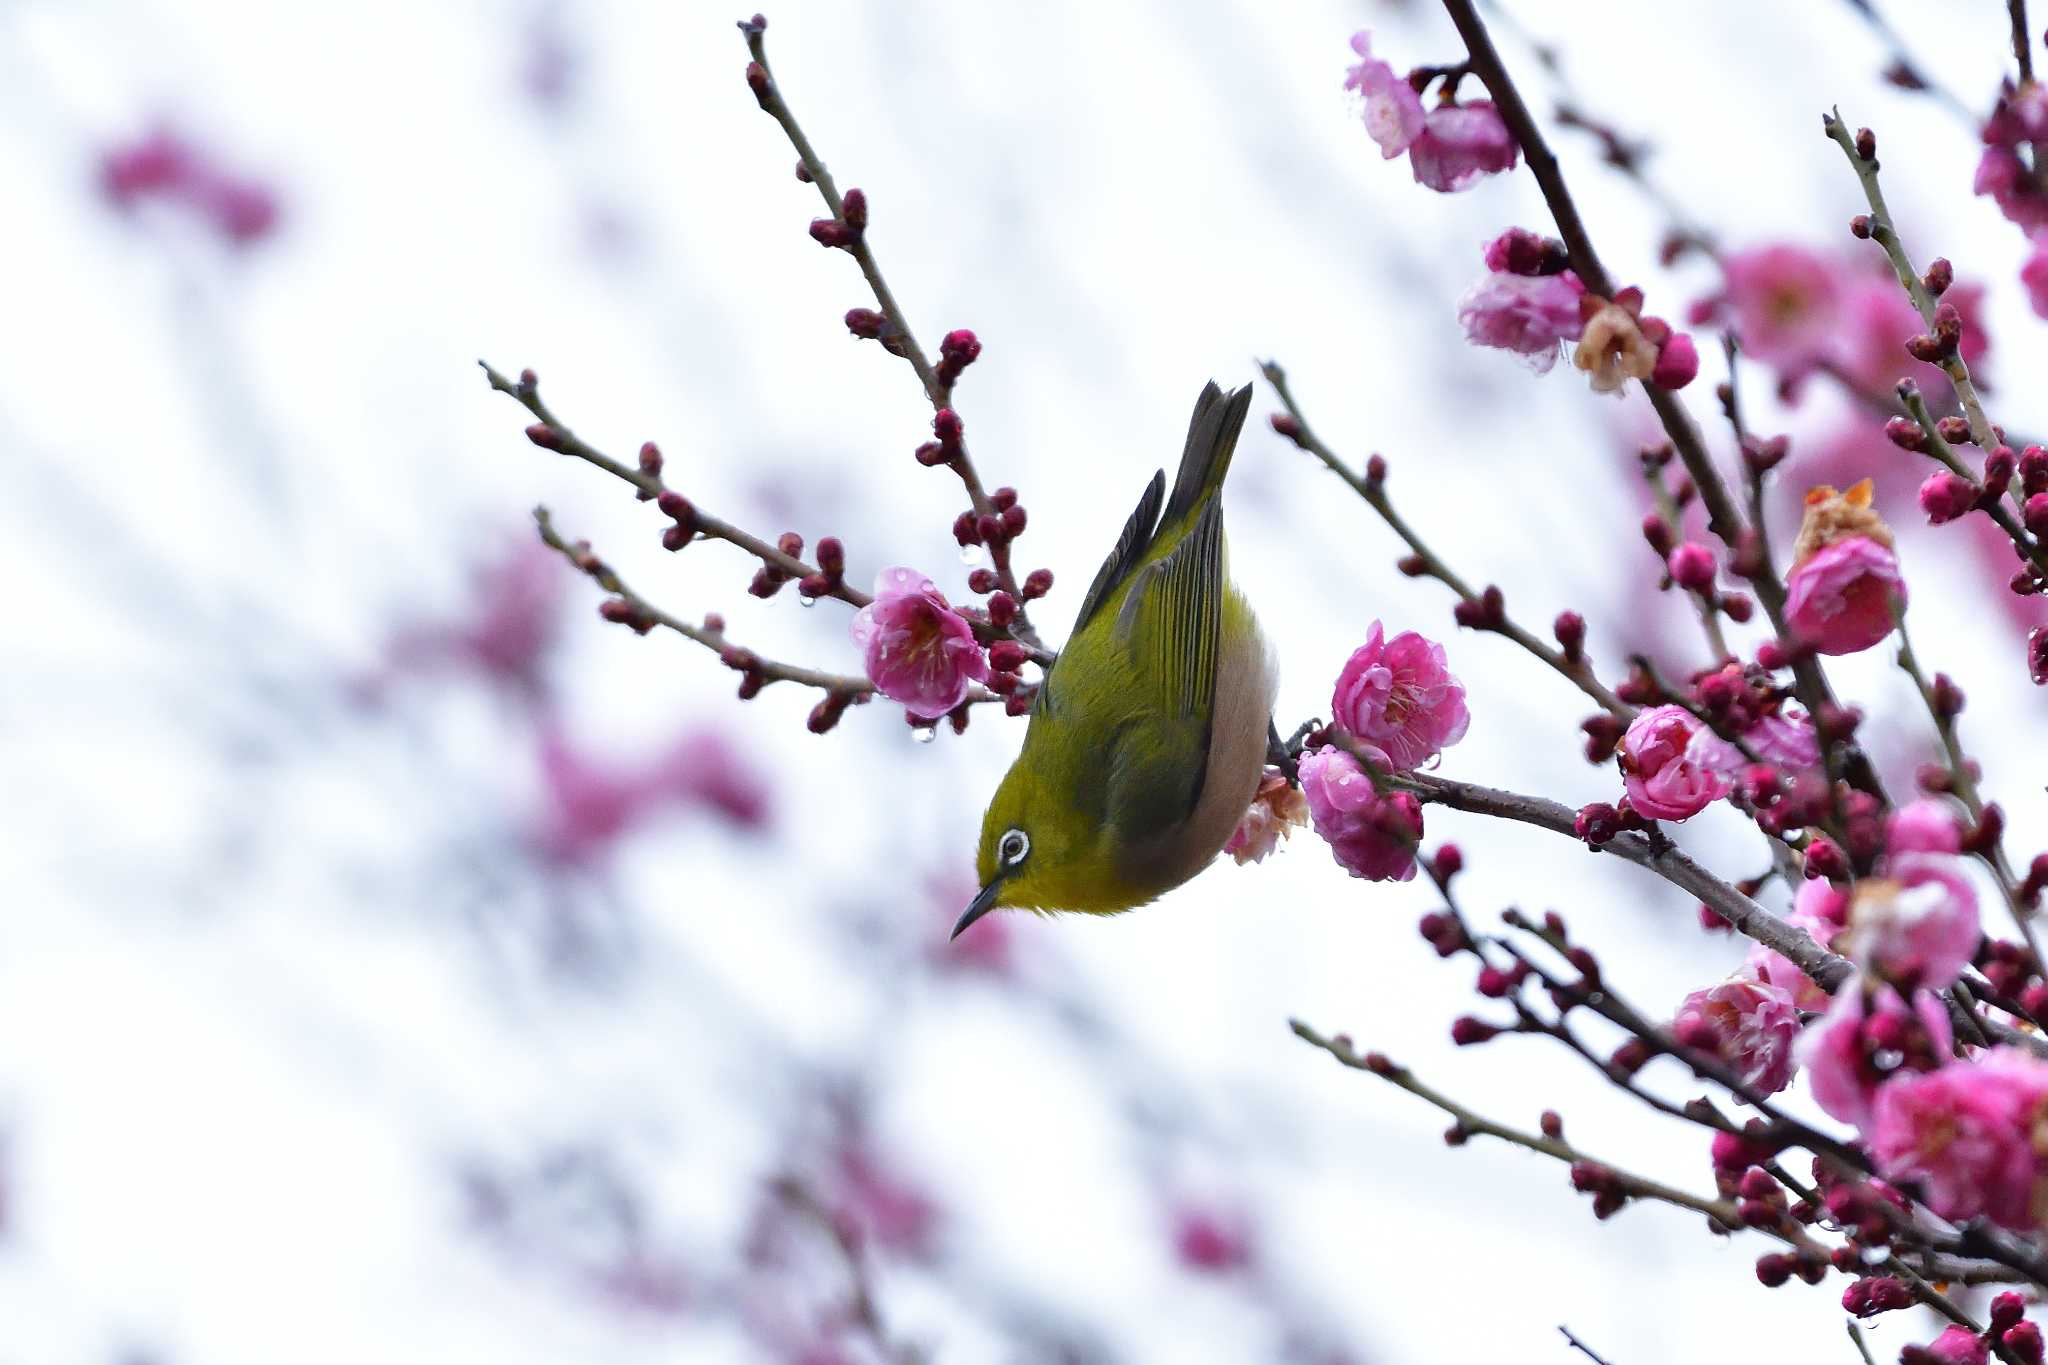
left=2015, top=0, right=2037, bottom=84
left=1262, top=359, right=1631, bottom=721
left=738, top=19, right=1045, bottom=654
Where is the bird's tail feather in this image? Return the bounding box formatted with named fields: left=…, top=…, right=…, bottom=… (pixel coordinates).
left=1162, top=381, right=1254, bottom=532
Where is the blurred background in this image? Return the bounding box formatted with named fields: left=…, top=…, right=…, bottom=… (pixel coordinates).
left=6, top=0, right=2047, bottom=1360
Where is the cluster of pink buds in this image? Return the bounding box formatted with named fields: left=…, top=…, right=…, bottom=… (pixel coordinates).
left=808, top=186, right=867, bottom=250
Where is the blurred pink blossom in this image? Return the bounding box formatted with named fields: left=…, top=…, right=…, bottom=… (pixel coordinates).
left=1456, top=270, right=1585, bottom=371
left=1344, top=31, right=1425, bottom=159
left=1887, top=799, right=1963, bottom=857
left=1747, top=877, right=1850, bottom=1012
left=1719, top=245, right=1842, bottom=370
left=829, top=1142, right=939, bottom=1259
left=1330, top=622, right=1469, bottom=770
left=849, top=568, right=989, bottom=720
left=99, top=125, right=281, bottom=248
left=1170, top=1200, right=1254, bottom=1274
left=1840, top=855, right=1981, bottom=992
left=1743, top=710, right=1818, bottom=770
left=1671, top=975, right=1801, bottom=1094
left=1409, top=102, right=1518, bottom=192
left=1798, top=984, right=1952, bottom=1132
left=1299, top=745, right=1420, bottom=882
left=532, top=724, right=769, bottom=865
left=1870, top=1048, right=2048, bottom=1229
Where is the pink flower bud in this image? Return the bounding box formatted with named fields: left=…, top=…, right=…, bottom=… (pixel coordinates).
left=1919, top=470, right=1979, bottom=524
left=1021, top=568, right=1053, bottom=599
left=1651, top=331, right=1700, bottom=388
left=1887, top=799, right=1963, bottom=856
left=1667, top=541, right=1717, bottom=591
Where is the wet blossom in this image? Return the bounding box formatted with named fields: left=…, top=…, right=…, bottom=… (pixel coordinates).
left=1619, top=705, right=1736, bottom=821
left=1798, top=985, right=1952, bottom=1132
left=1573, top=295, right=1659, bottom=395
left=1409, top=102, right=1518, bottom=192
left=1456, top=270, right=1585, bottom=371
left=1719, top=245, right=1843, bottom=370
left=1840, top=856, right=1982, bottom=991
left=1344, top=32, right=1425, bottom=159
left=1743, top=710, right=1819, bottom=770
left=99, top=126, right=281, bottom=248
left=1225, top=767, right=1310, bottom=865
left=1299, top=745, right=1421, bottom=882
left=849, top=568, right=990, bottom=719
left=1330, top=622, right=1469, bottom=770
left=1887, top=799, right=1964, bottom=857
left=1671, top=975, right=1802, bottom=1094
left=1869, top=1048, right=2048, bottom=1229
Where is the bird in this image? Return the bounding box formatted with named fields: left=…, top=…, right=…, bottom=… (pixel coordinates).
left=954, top=381, right=1276, bottom=938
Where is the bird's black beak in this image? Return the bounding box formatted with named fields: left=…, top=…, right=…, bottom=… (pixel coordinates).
left=952, top=876, right=1005, bottom=940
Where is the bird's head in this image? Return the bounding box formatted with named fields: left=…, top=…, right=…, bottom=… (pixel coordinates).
left=956, top=760, right=1088, bottom=938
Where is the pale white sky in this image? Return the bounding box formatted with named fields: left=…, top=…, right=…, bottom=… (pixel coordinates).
left=4, top=1, right=2045, bottom=1362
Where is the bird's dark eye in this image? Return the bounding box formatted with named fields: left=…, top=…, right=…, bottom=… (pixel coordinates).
left=999, top=829, right=1030, bottom=866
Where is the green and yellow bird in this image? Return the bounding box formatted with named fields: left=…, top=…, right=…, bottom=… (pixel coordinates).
left=954, top=381, right=1277, bottom=937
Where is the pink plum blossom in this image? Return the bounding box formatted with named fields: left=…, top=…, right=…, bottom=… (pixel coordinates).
left=1719, top=245, right=1843, bottom=371
left=1344, top=32, right=1425, bottom=159
left=1869, top=1048, right=2048, bottom=1229
left=1887, top=799, right=1964, bottom=857
left=1841, top=856, right=1982, bottom=991
left=1619, top=704, right=1737, bottom=821
left=1456, top=270, right=1585, bottom=371
left=1330, top=622, right=1469, bottom=770
left=1299, top=745, right=1421, bottom=882
left=1785, top=536, right=1905, bottom=655
left=1671, top=975, right=1802, bottom=1094
left=1409, top=102, right=1518, bottom=192
left=1225, top=767, right=1309, bottom=865
left=1798, top=985, right=1952, bottom=1133
left=1744, top=710, right=1819, bottom=770
left=849, top=568, right=990, bottom=720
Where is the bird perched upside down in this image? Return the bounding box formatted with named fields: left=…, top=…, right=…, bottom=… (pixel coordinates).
left=956, top=381, right=1277, bottom=937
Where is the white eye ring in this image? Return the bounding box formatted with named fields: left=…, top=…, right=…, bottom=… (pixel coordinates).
left=1000, top=829, right=1030, bottom=866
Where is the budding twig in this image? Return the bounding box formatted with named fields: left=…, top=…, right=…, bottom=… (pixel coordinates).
left=738, top=18, right=1045, bottom=654
left=1261, top=359, right=1632, bottom=722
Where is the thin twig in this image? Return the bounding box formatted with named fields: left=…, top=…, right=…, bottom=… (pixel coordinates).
left=1262, top=360, right=1631, bottom=720
left=2014, top=0, right=2037, bottom=84
left=481, top=361, right=1054, bottom=667
left=739, top=20, right=1045, bottom=653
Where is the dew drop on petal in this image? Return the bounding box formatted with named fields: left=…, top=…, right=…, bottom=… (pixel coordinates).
left=912, top=725, right=937, bottom=744
left=798, top=594, right=816, bottom=608
left=959, top=544, right=985, bottom=566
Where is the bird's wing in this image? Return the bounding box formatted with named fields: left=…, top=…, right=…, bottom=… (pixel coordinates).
left=1068, top=469, right=1165, bottom=636
left=1114, top=495, right=1223, bottom=722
